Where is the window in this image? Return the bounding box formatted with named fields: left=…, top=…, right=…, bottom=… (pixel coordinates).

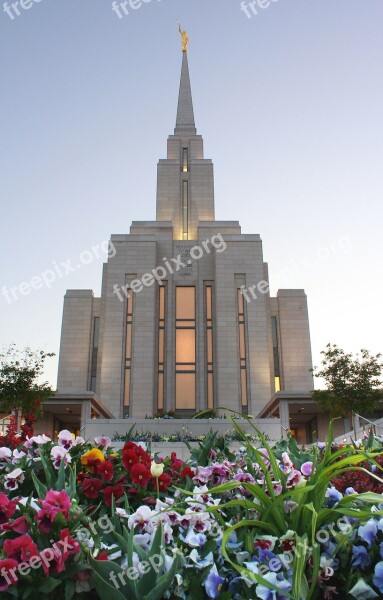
left=175, top=287, right=196, bottom=410
left=157, top=285, right=166, bottom=412
left=182, top=148, right=188, bottom=172
left=205, top=285, right=214, bottom=410
left=90, top=317, right=100, bottom=392
left=123, top=292, right=134, bottom=414
left=237, top=289, right=248, bottom=412
left=272, top=316, right=281, bottom=392
left=182, top=181, right=189, bottom=240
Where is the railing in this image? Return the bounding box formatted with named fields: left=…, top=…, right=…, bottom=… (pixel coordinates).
left=353, top=413, right=383, bottom=436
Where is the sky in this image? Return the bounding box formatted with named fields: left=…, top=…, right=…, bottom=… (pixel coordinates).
left=0, top=0, right=382, bottom=388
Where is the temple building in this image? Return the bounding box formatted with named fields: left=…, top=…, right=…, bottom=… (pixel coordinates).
left=48, top=37, right=320, bottom=443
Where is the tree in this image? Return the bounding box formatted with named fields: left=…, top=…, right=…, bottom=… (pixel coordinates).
left=0, top=345, right=55, bottom=417
left=312, top=343, right=383, bottom=418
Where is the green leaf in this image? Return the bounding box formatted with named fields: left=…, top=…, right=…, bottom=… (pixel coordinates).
left=65, top=579, right=76, bottom=600
left=143, top=551, right=183, bottom=600
left=89, top=555, right=134, bottom=599
left=56, top=455, right=67, bottom=491
left=31, top=470, right=47, bottom=499
left=38, top=576, right=62, bottom=594
left=90, top=569, right=127, bottom=600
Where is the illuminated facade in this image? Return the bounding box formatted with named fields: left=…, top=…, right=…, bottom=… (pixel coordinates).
left=56, top=49, right=313, bottom=421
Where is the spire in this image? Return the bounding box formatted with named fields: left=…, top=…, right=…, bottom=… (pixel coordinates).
left=175, top=51, right=196, bottom=135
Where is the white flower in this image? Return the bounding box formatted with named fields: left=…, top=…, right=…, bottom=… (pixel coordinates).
left=24, top=434, right=51, bottom=448
left=12, top=449, right=26, bottom=464
left=133, top=533, right=152, bottom=551
left=51, top=446, right=71, bottom=469
left=349, top=578, right=379, bottom=599
left=186, top=549, right=214, bottom=569
left=128, top=506, right=155, bottom=532
left=5, top=467, right=25, bottom=490
left=151, top=461, right=164, bottom=478
left=94, top=436, right=111, bottom=450
left=0, top=447, right=12, bottom=460
left=17, top=496, right=40, bottom=512
left=58, top=430, right=75, bottom=449
left=74, top=436, right=85, bottom=445
left=76, top=530, right=95, bottom=549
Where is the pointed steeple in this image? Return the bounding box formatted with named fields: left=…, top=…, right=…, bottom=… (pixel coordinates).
left=175, top=52, right=196, bottom=136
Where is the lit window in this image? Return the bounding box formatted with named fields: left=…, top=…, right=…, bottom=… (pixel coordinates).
left=205, top=285, right=214, bottom=410
left=176, top=287, right=196, bottom=410
left=157, top=285, right=166, bottom=412
left=182, top=181, right=188, bottom=240
left=272, top=317, right=282, bottom=392
left=182, top=148, right=188, bottom=172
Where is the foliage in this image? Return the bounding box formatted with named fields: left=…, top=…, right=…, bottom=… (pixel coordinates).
left=0, top=345, right=55, bottom=416
left=312, top=343, right=383, bottom=417
left=1, top=422, right=383, bottom=597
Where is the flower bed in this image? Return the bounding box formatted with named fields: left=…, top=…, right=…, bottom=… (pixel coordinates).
left=1, top=421, right=383, bottom=598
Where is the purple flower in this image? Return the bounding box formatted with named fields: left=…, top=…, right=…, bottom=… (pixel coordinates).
left=317, top=442, right=326, bottom=451
left=345, top=487, right=357, bottom=496
left=182, top=528, right=207, bottom=548
left=193, top=466, right=213, bottom=485
left=234, top=470, right=255, bottom=484
left=286, top=469, right=303, bottom=488
left=352, top=545, right=371, bottom=570
left=325, top=487, right=343, bottom=507
left=284, top=500, right=299, bottom=514
left=301, top=462, right=314, bottom=477
left=373, top=561, right=383, bottom=593
left=358, top=520, right=378, bottom=548
left=204, top=564, right=224, bottom=598
left=94, top=435, right=111, bottom=450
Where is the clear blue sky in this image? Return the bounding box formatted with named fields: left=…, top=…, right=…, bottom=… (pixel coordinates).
left=1, top=0, right=382, bottom=387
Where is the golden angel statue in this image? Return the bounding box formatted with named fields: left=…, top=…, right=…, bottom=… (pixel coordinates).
left=177, top=22, right=189, bottom=53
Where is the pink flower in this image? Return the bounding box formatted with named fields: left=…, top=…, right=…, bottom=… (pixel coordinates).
left=286, top=469, right=303, bottom=488
left=2, top=516, right=29, bottom=534
left=36, top=489, right=71, bottom=533
left=4, top=535, right=38, bottom=562
left=281, top=452, right=293, bottom=471
left=41, top=529, right=80, bottom=576
left=0, top=494, right=17, bottom=526
left=0, top=559, right=19, bottom=592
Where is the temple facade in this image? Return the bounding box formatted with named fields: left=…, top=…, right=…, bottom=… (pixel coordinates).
left=55, top=45, right=314, bottom=435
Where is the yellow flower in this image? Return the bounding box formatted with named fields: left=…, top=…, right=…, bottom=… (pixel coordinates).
left=150, top=461, right=164, bottom=478
left=81, top=448, right=105, bottom=473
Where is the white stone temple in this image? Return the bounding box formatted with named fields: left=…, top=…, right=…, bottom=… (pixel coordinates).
left=45, top=39, right=320, bottom=444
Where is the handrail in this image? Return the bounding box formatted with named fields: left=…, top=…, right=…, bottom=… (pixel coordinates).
left=353, top=413, right=383, bottom=434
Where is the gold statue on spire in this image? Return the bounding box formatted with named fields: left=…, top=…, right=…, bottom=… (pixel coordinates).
left=177, top=21, right=189, bottom=53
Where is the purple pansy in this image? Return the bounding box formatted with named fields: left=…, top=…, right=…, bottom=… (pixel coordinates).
left=352, top=545, right=371, bottom=570
left=358, top=520, right=378, bottom=548
left=204, top=564, right=224, bottom=598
